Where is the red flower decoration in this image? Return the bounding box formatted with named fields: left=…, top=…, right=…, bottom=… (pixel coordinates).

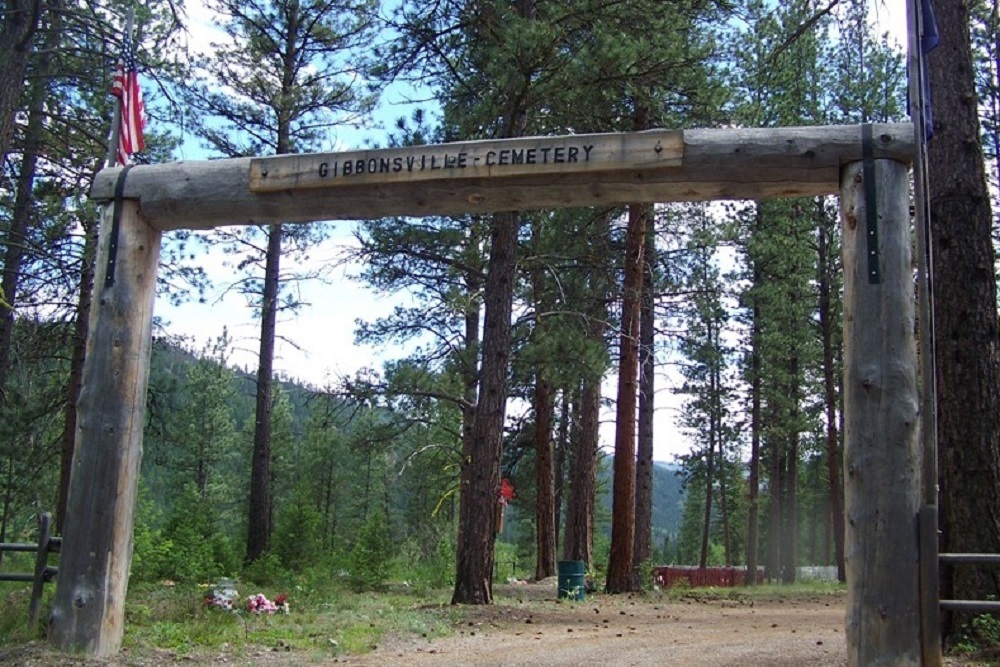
left=499, top=478, right=515, bottom=505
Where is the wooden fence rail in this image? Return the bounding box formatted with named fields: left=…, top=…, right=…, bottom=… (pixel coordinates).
left=937, top=552, right=1000, bottom=614
left=0, top=513, right=61, bottom=624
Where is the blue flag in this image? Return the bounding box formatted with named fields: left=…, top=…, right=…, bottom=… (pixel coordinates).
left=919, top=0, right=939, bottom=140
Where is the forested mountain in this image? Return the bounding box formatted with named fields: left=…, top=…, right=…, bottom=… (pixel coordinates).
left=503, top=459, right=684, bottom=568
left=599, top=462, right=685, bottom=563
left=1, top=0, right=1000, bottom=653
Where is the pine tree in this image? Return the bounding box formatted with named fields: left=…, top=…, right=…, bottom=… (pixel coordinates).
left=168, top=333, right=240, bottom=501
left=562, top=211, right=615, bottom=567
left=184, top=0, right=376, bottom=563
left=673, top=205, right=738, bottom=569
left=0, top=0, right=44, bottom=168
left=0, top=0, right=190, bottom=534
left=928, top=0, right=1000, bottom=641
left=727, top=0, right=843, bottom=584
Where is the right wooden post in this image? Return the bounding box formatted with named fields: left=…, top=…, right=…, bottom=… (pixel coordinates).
left=841, top=157, right=922, bottom=666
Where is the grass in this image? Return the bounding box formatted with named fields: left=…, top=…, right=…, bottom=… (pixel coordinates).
left=0, top=576, right=460, bottom=660
left=660, top=578, right=848, bottom=601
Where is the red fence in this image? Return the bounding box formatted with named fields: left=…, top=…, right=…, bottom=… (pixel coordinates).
left=652, top=565, right=764, bottom=588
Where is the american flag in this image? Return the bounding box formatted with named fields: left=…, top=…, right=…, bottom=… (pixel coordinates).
left=111, top=35, right=145, bottom=165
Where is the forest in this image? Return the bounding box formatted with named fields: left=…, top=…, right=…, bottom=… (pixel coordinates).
left=1, top=0, right=1000, bottom=649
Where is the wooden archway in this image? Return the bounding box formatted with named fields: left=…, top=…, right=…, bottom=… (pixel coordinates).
left=51, top=123, right=930, bottom=664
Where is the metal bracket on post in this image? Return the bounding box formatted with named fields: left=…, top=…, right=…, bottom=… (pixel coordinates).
left=862, top=123, right=881, bottom=284
left=105, top=164, right=133, bottom=289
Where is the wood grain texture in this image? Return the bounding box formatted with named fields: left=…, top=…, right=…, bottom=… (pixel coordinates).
left=48, top=202, right=160, bottom=657
left=249, top=130, right=683, bottom=191
left=90, top=124, right=913, bottom=231
left=841, top=159, right=922, bottom=666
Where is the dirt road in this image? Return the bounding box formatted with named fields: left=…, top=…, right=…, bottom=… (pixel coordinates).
left=343, top=588, right=847, bottom=667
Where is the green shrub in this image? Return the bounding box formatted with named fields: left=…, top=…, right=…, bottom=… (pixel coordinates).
left=140, top=484, right=242, bottom=584
left=493, top=541, right=521, bottom=583
left=348, top=512, right=393, bottom=592
left=953, top=612, right=1000, bottom=654
left=131, top=485, right=173, bottom=582
left=400, top=532, right=455, bottom=590
left=272, top=486, right=325, bottom=570
left=242, top=552, right=287, bottom=586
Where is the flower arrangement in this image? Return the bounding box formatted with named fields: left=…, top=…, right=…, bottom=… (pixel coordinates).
left=203, top=579, right=239, bottom=612
left=246, top=592, right=290, bottom=614
left=204, top=592, right=237, bottom=611
left=203, top=579, right=290, bottom=615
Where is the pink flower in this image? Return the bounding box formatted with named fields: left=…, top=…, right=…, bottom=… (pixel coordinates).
left=246, top=593, right=279, bottom=614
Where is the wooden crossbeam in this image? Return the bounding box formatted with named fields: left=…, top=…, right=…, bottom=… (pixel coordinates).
left=90, top=123, right=913, bottom=231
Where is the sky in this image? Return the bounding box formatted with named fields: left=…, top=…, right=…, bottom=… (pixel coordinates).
left=155, top=0, right=912, bottom=462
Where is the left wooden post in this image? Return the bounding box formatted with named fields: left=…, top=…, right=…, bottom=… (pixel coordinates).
left=49, top=197, right=160, bottom=656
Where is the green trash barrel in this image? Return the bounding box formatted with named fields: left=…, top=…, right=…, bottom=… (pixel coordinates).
left=557, top=560, right=586, bottom=601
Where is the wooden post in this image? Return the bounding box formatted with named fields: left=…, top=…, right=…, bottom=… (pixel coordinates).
left=841, top=158, right=921, bottom=666
left=28, top=512, right=53, bottom=625
left=49, top=200, right=160, bottom=656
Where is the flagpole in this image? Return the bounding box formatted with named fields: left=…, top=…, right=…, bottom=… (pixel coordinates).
left=106, top=7, right=135, bottom=168
left=908, top=0, right=943, bottom=662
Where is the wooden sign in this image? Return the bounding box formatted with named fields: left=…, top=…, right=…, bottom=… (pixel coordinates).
left=248, top=130, right=685, bottom=192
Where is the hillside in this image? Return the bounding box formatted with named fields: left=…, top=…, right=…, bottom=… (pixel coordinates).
left=598, top=460, right=686, bottom=554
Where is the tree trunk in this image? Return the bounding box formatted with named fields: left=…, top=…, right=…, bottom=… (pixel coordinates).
left=564, top=377, right=599, bottom=566
left=454, top=267, right=481, bottom=557
left=246, top=223, right=282, bottom=563
left=928, top=0, right=1000, bottom=641
left=0, top=0, right=42, bottom=169
left=564, top=210, right=612, bottom=566
left=534, top=375, right=557, bottom=580
left=0, top=126, right=33, bottom=390
left=452, top=211, right=518, bottom=605
left=777, top=350, right=800, bottom=585
left=461, top=272, right=481, bottom=478
left=745, top=243, right=762, bottom=585
left=0, top=457, right=12, bottom=566
left=606, top=201, right=647, bottom=593
left=719, top=444, right=731, bottom=566
left=816, top=199, right=845, bottom=582
left=530, top=220, right=557, bottom=580
left=766, top=415, right=783, bottom=580
left=781, top=417, right=798, bottom=584
left=57, top=218, right=97, bottom=532
left=699, top=320, right=717, bottom=571
left=554, top=388, right=569, bottom=551
left=717, top=351, right=731, bottom=567
left=0, top=12, right=55, bottom=399
left=633, top=206, right=655, bottom=584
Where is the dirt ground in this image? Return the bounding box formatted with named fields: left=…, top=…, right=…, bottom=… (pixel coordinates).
left=346, top=586, right=848, bottom=667
left=0, top=584, right=989, bottom=666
